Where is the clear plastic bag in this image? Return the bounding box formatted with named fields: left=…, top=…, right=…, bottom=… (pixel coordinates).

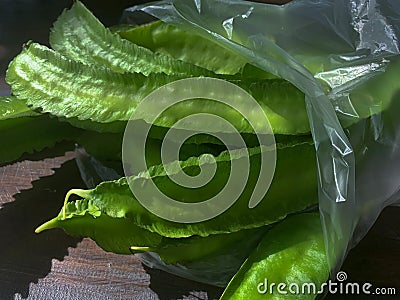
left=116, top=0, right=400, bottom=282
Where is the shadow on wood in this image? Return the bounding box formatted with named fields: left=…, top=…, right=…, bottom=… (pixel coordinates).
left=0, top=159, right=82, bottom=299
left=0, top=141, right=76, bottom=168
left=143, top=264, right=224, bottom=300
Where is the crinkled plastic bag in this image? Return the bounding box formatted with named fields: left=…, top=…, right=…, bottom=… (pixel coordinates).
left=116, top=0, right=400, bottom=283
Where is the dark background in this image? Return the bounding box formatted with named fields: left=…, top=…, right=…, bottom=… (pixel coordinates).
left=0, top=0, right=149, bottom=96
left=0, top=0, right=399, bottom=299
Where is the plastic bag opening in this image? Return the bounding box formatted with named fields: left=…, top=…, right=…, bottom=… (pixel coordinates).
left=118, top=0, right=400, bottom=281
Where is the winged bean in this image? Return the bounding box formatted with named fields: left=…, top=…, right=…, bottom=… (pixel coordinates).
left=36, top=198, right=268, bottom=265
left=6, top=42, right=311, bottom=134
left=0, top=96, right=80, bottom=164
left=39, top=141, right=317, bottom=238
left=50, top=1, right=213, bottom=77
left=220, top=213, right=329, bottom=300
left=116, top=20, right=249, bottom=75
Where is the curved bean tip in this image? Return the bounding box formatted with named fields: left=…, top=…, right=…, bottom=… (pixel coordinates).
left=62, top=188, right=91, bottom=219
left=34, top=218, right=58, bottom=234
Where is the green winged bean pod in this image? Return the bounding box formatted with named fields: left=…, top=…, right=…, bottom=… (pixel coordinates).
left=38, top=141, right=318, bottom=238
left=0, top=96, right=80, bottom=164
left=5, top=42, right=179, bottom=132
left=6, top=42, right=312, bottom=134
left=118, top=17, right=400, bottom=128
left=50, top=1, right=214, bottom=77
left=76, top=130, right=225, bottom=172
left=36, top=198, right=164, bottom=254
left=7, top=42, right=400, bottom=137
left=134, top=225, right=267, bottom=265
left=0, top=97, right=226, bottom=167
left=116, top=20, right=249, bottom=75
left=220, top=213, right=329, bottom=300
left=36, top=197, right=268, bottom=266
left=0, top=96, right=38, bottom=119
